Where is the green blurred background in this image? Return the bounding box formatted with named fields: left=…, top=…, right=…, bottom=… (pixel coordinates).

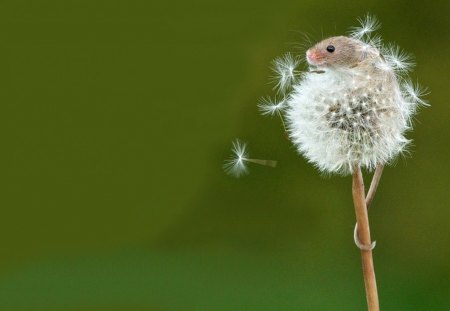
left=1, top=1, right=449, bottom=310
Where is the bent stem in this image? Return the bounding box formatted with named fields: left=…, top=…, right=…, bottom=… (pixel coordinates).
left=352, top=166, right=379, bottom=311
left=366, top=164, right=384, bottom=209
left=354, top=163, right=384, bottom=248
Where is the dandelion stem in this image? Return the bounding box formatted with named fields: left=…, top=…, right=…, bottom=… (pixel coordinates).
left=352, top=166, right=379, bottom=311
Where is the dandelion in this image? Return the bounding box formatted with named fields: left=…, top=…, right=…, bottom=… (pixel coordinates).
left=226, top=15, right=427, bottom=309
left=271, top=52, right=300, bottom=94
left=223, top=139, right=277, bottom=178
left=257, top=14, right=427, bottom=311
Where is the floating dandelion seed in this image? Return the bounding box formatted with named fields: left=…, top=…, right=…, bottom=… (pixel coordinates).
left=223, top=139, right=278, bottom=178
left=271, top=52, right=300, bottom=94
left=223, top=139, right=249, bottom=178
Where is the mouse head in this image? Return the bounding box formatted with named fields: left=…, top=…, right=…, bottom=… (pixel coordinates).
left=306, top=36, right=369, bottom=68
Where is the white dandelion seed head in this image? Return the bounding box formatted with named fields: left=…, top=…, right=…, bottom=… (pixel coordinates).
left=223, top=139, right=249, bottom=178
left=271, top=52, right=300, bottom=94
left=283, top=16, right=428, bottom=175
left=258, top=96, right=286, bottom=116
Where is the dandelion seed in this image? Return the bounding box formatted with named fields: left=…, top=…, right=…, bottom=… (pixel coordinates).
left=401, top=80, right=429, bottom=106
left=383, top=43, right=414, bottom=73
left=258, top=96, right=288, bottom=131
left=223, top=139, right=278, bottom=178
left=271, top=53, right=300, bottom=94
left=223, top=139, right=249, bottom=178
left=349, top=14, right=381, bottom=40
left=258, top=96, right=285, bottom=116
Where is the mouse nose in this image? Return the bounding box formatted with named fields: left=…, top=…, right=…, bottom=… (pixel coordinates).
left=306, top=49, right=321, bottom=65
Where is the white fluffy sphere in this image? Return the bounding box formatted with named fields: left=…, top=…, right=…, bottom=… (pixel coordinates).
left=286, top=66, right=411, bottom=175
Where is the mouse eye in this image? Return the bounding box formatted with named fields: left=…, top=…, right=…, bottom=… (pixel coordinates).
left=326, top=45, right=335, bottom=53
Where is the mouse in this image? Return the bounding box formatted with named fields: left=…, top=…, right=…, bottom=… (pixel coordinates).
left=306, top=36, right=380, bottom=69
